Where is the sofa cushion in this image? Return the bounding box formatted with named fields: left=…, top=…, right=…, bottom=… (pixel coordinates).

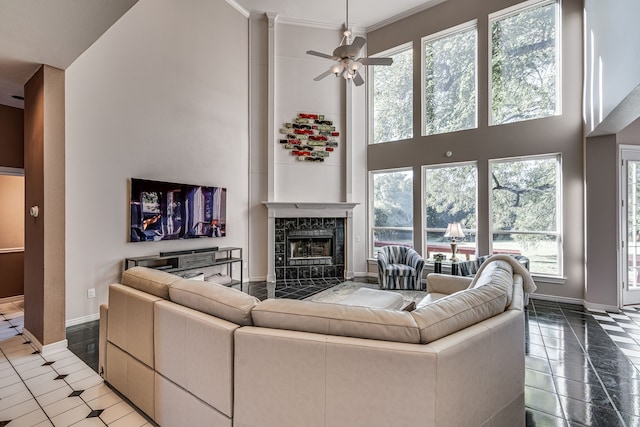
left=410, top=285, right=507, bottom=344
left=251, top=299, right=421, bottom=344
left=470, top=260, right=514, bottom=307
left=384, top=264, right=417, bottom=277
left=169, top=279, right=260, bottom=326
left=121, top=266, right=182, bottom=299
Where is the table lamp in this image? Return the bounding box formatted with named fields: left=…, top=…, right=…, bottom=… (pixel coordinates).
left=444, top=222, right=465, bottom=262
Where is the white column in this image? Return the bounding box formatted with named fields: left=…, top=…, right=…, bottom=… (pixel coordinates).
left=266, top=12, right=277, bottom=202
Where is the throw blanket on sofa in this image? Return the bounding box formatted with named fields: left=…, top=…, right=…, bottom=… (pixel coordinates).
left=470, top=254, right=537, bottom=293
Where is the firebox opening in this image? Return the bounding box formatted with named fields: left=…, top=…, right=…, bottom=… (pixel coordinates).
left=287, top=230, right=334, bottom=266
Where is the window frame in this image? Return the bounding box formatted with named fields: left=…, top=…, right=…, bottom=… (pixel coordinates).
left=421, top=19, right=478, bottom=137
left=488, top=0, right=562, bottom=126
left=422, top=161, right=479, bottom=260
left=488, top=153, right=563, bottom=277
left=369, top=167, right=414, bottom=258
left=367, top=41, right=414, bottom=145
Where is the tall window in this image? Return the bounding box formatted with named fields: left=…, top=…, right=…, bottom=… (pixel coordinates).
left=370, top=43, right=413, bottom=144
left=370, top=169, right=413, bottom=256
left=490, top=0, right=560, bottom=125
left=422, top=21, right=477, bottom=136
left=424, top=163, right=477, bottom=260
left=490, top=155, right=562, bottom=276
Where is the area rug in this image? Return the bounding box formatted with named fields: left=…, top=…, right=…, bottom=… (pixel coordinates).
left=305, top=281, right=427, bottom=308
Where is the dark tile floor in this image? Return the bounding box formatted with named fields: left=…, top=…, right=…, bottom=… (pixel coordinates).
left=66, top=286, right=640, bottom=427
left=525, top=299, right=640, bottom=427
left=66, top=320, right=99, bottom=373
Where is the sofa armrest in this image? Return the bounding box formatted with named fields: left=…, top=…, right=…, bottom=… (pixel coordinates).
left=426, top=273, right=473, bottom=294
left=377, top=250, right=389, bottom=269
left=99, top=304, right=108, bottom=378
left=406, top=248, right=425, bottom=271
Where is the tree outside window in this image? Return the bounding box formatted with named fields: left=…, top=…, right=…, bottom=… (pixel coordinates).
left=423, top=21, right=477, bottom=136
left=371, top=169, right=413, bottom=256
left=424, top=163, right=477, bottom=260
left=371, top=43, right=413, bottom=144
left=490, top=0, right=559, bottom=125
left=490, top=155, right=562, bottom=275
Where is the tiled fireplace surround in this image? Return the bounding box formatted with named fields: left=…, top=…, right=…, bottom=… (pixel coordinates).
left=264, top=202, right=358, bottom=285
left=274, top=217, right=345, bottom=281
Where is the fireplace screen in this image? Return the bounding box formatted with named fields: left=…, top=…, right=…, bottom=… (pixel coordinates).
left=290, top=237, right=332, bottom=258
left=286, top=230, right=334, bottom=266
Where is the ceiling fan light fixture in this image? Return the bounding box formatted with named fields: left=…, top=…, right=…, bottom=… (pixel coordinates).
left=305, top=0, right=393, bottom=86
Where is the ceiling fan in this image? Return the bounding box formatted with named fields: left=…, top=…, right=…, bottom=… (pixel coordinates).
left=306, top=0, right=393, bottom=86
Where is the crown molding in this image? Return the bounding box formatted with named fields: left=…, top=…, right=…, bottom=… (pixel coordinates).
left=366, top=0, right=448, bottom=32
left=225, top=0, right=250, bottom=18
left=276, top=15, right=365, bottom=34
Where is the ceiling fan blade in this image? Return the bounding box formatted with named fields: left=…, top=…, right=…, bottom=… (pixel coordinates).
left=350, top=36, right=366, bottom=53
left=353, top=70, right=365, bottom=86
left=306, top=50, right=335, bottom=60
left=359, top=57, right=394, bottom=66
left=314, top=69, right=335, bottom=81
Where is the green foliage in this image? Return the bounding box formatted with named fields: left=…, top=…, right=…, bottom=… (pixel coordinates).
left=491, top=2, right=558, bottom=124
left=373, top=170, right=413, bottom=228
left=491, top=157, right=557, bottom=234
left=372, top=48, right=414, bottom=144
left=424, top=26, right=476, bottom=135
left=425, top=164, right=477, bottom=229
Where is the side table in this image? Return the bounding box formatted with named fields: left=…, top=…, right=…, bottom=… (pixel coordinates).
left=432, top=260, right=460, bottom=276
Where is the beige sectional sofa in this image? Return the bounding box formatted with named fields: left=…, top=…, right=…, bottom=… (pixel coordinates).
left=99, top=255, right=534, bottom=427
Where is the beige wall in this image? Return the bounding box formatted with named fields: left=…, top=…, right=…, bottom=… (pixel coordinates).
left=0, top=104, right=24, bottom=168
left=65, top=0, right=249, bottom=323
left=0, top=175, right=25, bottom=298
left=366, top=0, right=585, bottom=300
left=0, top=175, right=24, bottom=249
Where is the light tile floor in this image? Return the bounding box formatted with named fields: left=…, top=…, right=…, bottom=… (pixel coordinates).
left=3, top=291, right=640, bottom=426
left=0, top=300, right=151, bottom=427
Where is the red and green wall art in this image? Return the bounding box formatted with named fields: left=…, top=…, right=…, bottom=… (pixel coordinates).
left=279, top=113, right=339, bottom=162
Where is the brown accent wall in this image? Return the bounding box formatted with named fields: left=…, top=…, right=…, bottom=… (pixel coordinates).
left=0, top=252, right=24, bottom=298
left=366, top=0, right=585, bottom=301
left=24, top=65, right=66, bottom=346
left=0, top=104, right=24, bottom=168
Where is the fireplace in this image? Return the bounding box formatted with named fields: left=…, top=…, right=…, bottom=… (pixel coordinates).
left=287, top=230, right=334, bottom=266
left=264, top=202, right=358, bottom=285
left=274, top=217, right=344, bottom=281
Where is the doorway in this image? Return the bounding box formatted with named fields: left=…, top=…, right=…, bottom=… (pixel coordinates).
left=0, top=167, right=25, bottom=299
left=621, top=147, right=640, bottom=306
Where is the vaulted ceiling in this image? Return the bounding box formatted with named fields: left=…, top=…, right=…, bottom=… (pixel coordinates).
left=0, top=0, right=443, bottom=109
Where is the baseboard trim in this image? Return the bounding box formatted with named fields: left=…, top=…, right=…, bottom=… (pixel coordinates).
left=582, top=301, right=621, bottom=313
left=66, top=313, right=100, bottom=327
left=22, top=327, right=68, bottom=357
left=0, top=294, right=24, bottom=304
left=530, top=294, right=620, bottom=313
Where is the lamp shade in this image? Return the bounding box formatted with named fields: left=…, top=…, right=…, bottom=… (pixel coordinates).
left=444, top=222, right=465, bottom=239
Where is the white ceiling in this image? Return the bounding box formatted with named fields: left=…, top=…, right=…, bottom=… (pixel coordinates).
left=0, top=0, right=442, bottom=110
left=233, top=0, right=444, bottom=30
left=0, top=0, right=138, bottom=109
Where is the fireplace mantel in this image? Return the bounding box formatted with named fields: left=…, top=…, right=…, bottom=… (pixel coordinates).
left=263, top=201, right=359, bottom=284
left=263, top=202, right=358, bottom=218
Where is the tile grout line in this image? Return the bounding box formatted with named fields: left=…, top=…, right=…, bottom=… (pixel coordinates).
left=0, top=311, right=55, bottom=426
left=0, top=308, right=110, bottom=427
left=559, top=304, right=629, bottom=427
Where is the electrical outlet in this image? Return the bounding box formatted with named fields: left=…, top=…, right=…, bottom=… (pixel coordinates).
left=87, top=288, right=96, bottom=299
